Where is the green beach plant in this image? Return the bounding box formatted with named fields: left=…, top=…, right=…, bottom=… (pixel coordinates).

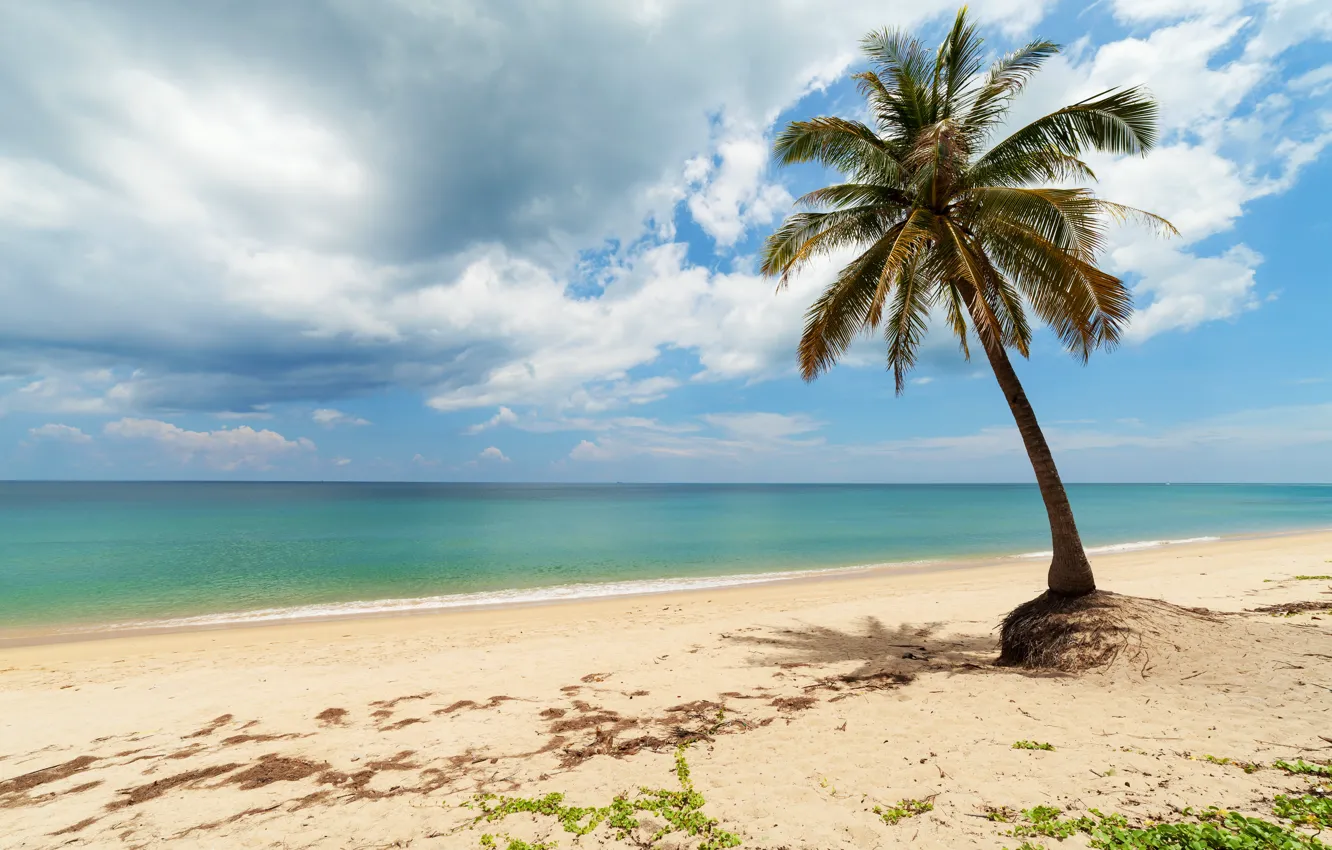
left=1276, top=759, right=1332, bottom=778
left=874, top=798, right=934, bottom=824
left=760, top=7, right=1176, bottom=666
left=1201, top=754, right=1264, bottom=774
left=999, top=805, right=1328, bottom=849
left=1274, top=794, right=1332, bottom=830
left=1013, top=741, right=1056, bottom=751
left=479, top=835, right=556, bottom=850
left=466, top=745, right=740, bottom=850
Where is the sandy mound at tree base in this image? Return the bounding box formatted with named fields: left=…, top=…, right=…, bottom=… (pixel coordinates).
left=998, top=589, right=1224, bottom=672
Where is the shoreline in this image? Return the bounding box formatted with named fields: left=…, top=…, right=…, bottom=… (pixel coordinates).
left=4, top=529, right=1331, bottom=847
left=4, top=524, right=1328, bottom=652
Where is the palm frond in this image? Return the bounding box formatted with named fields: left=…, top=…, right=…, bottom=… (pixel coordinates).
left=760, top=205, right=896, bottom=286
left=937, top=7, right=987, bottom=119
left=795, top=182, right=910, bottom=211
left=974, top=87, right=1160, bottom=177
left=963, top=40, right=1060, bottom=138
left=772, top=117, right=899, bottom=182
left=967, top=187, right=1111, bottom=261
left=865, top=208, right=938, bottom=328
left=860, top=28, right=933, bottom=134
left=937, top=281, right=972, bottom=360
left=883, top=251, right=935, bottom=393
left=797, top=232, right=897, bottom=380
left=853, top=71, right=912, bottom=144
left=1090, top=199, right=1179, bottom=237
left=967, top=145, right=1097, bottom=187
left=981, top=218, right=1135, bottom=358
left=939, top=219, right=1029, bottom=354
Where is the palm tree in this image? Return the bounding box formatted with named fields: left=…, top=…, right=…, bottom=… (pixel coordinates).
left=761, top=9, right=1174, bottom=601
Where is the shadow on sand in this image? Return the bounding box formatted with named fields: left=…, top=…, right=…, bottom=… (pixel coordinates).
left=725, top=616, right=1063, bottom=682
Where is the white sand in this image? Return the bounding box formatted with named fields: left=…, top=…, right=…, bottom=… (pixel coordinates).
left=2, top=530, right=1330, bottom=849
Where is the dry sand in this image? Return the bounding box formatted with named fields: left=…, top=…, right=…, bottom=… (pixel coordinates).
left=2, top=530, right=1331, bottom=849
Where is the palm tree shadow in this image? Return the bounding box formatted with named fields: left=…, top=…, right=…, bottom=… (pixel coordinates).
left=727, top=617, right=1056, bottom=682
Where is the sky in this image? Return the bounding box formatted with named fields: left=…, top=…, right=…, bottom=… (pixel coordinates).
left=1, top=0, right=1330, bottom=483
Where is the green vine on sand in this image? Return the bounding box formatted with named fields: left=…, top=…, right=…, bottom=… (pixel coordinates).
left=1201, top=754, right=1265, bottom=774
left=479, top=834, right=556, bottom=850
left=1274, top=794, right=1332, bottom=830
left=1276, top=760, right=1332, bottom=778
left=466, top=745, right=740, bottom=850
left=999, top=805, right=1328, bottom=849
left=873, top=798, right=933, bottom=825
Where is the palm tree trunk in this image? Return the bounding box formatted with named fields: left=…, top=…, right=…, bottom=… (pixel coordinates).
left=967, top=304, right=1097, bottom=597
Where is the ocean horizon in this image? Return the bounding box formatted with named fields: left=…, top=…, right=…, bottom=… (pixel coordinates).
left=2, top=481, right=1329, bottom=635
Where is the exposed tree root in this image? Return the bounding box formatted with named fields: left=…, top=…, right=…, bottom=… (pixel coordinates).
left=998, top=590, right=1219, bottom=672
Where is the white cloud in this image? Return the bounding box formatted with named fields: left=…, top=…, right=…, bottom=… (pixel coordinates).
left=700, top=412, right=823, bottom=442
left=1244, top=0, right=1332, bottom=61
left=1120, top=243, right=1262, bottom=340
left=857, top=403, right=1332, bottom=457
left=1108, top=0, right=1243, bottom=22
left=569, top=439, right=614, bottom=461
left=1291, top=65, right=1332, bottom=96
left=569, top=410, right=824, bottom=462
left=0, top=370, right=128, bottom=415
left=311, top=408, right=370, bottom=427
left=478, top=446, right=510, bottom=463
left=1000, top=7, right=1332, bottom=344
left=27, top=423, right=92, bottom=443
left=465, top=406, right=518, bottom=434
left=685, top=130, right=793, bottom=248
left=103, top=417, right=315, bottom=469
left=331, top=456, right=351, bottom=466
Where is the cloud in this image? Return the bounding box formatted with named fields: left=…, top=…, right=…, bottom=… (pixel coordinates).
left=331, top=456, right=351, bottom=466
left=570, top=411, right=824, bottom=462
left=0, top=0, right=1059, bottom=419
left=1000, top=7, right=1332, bottom=343
left=569, top=439, right=613, bottom=461
left=685, top=130, right=793, bottom=248
left=1120, top=244, right=1262, bottom=340
left=311, top=408, right=370, bottom=427
left=27, top=422, right=91, bottom=443
left=465, top=406, right=518, bottom=435
left=478, top=446, right=510, bottom=463
left=1108, top=0, right=1243, bottom=21
left=1291, top=65, right=1332, bottom=97
left=103, top=417, right=315, bottom=469
left=700, top=412, right=823, bottom=442
left=0, top=0, right=1325, bottom=427
left=851, top=403, right=1332, bottom=460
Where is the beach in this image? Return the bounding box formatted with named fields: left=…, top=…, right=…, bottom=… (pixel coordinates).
left=3, top=530, right=1331, bottom=848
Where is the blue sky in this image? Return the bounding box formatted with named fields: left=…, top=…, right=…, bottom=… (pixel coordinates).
left=1, top=0, right=1329, bottom=482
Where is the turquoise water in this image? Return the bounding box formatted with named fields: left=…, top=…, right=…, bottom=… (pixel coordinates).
left=0, top=482, right=1328, bottom=631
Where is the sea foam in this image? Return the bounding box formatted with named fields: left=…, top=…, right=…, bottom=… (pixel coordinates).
left=76, top=561, right=934, bottom=633
left=1011, top=536, right=1220, bottom=559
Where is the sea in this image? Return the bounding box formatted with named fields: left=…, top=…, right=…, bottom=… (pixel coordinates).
left=1, top=482, right=1328, bottom=635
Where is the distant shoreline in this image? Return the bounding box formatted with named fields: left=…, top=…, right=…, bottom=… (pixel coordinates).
left=4, top=525, right=1327, bottom=649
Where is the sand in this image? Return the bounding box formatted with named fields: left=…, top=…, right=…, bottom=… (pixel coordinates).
left=2, top=530, right=1330, bottom=849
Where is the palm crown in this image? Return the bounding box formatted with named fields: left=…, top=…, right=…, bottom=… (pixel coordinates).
left=760, top=8, right=1176, bottom=392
